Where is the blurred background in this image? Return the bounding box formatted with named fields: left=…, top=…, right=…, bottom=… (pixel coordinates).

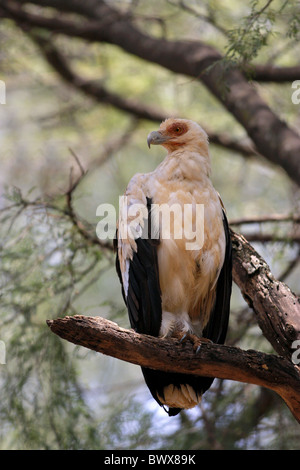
left=0, top=0, right=300, bottom=449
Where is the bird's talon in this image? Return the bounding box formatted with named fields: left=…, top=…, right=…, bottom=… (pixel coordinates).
left=179, top=333, right=188, bottom=344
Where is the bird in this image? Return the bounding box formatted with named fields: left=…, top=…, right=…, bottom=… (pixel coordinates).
left=114, top=118, right=232, bottom=416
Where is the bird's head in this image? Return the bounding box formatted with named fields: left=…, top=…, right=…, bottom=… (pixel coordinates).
left=147, top=118, right=208, bottom=155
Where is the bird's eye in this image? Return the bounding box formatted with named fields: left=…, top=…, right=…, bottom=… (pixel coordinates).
left=167, top=123, right=187, bottom=136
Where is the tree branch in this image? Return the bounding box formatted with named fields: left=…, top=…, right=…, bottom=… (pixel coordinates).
left=2, top=0, right=300, bottom=185
left=29, top=30, right=258, bottom=159
left=250, top=64, right=300, bottom=83
left=231, top=230, right=300, bottom=358
left=46, top=314, right=300, bottom=423
left=230, top=213, right=300, bottom=226
left=8, top=0, right=300, bottom=83
left=240, top=233, right=300, bottom=244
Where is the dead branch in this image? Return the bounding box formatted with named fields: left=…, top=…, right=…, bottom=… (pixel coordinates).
left=231, top=230, right=300, bottom=358
left=230, top=214, right=300, bottom=226
left=241, top=233, right=300, bottom=244
left=46, top=314, right=300, bottom=423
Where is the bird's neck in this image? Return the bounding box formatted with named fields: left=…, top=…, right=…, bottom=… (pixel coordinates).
left=159, top=147, right=212, bottom=183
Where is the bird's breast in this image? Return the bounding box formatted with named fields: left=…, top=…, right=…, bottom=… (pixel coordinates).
left=150, top=180, right=225, bottom=334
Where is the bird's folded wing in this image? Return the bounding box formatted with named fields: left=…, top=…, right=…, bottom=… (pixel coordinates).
left=114, top=197, right=162, bottom=337
left=202, top=209, right=232, bottom=344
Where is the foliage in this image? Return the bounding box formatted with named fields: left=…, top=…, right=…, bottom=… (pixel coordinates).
left=225, top=0, right=286, bottom=64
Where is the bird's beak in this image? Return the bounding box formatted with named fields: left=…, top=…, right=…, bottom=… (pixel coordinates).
left=147, top=131, right=170, bottom=148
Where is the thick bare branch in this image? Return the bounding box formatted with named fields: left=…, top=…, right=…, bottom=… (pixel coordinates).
left=250, top=64, right=300, bottom=83
left=46, top=314, right=300, bottom=423
left=231, top=230, right=300, bottom=358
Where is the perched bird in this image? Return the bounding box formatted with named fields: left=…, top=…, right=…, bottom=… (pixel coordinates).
left=114, top=118, right=232, bottom=416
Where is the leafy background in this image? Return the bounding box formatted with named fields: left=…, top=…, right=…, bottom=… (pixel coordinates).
left=0, top=0, right=300, bottom=449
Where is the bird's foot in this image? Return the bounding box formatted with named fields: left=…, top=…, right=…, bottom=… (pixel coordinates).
left=172, top=332, right=212, bottom=354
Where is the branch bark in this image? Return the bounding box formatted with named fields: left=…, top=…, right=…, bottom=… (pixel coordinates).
left=231, top=231, right=300, bottom=358
left=230, top=214, right=300, bottom=226
left=46, top=314, right=300, bottom=423
left=250, top=64, right=300, bottom=82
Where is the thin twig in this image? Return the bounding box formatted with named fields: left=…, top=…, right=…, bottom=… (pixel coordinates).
left=230, top=214, right=300, bottom=225
left=68, top=147, right=86, bottom=177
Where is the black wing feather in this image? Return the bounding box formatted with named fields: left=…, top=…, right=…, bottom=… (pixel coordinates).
left=202, top=209, right=232, bottom=344
left=115, top=197, right=162, bottom=336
